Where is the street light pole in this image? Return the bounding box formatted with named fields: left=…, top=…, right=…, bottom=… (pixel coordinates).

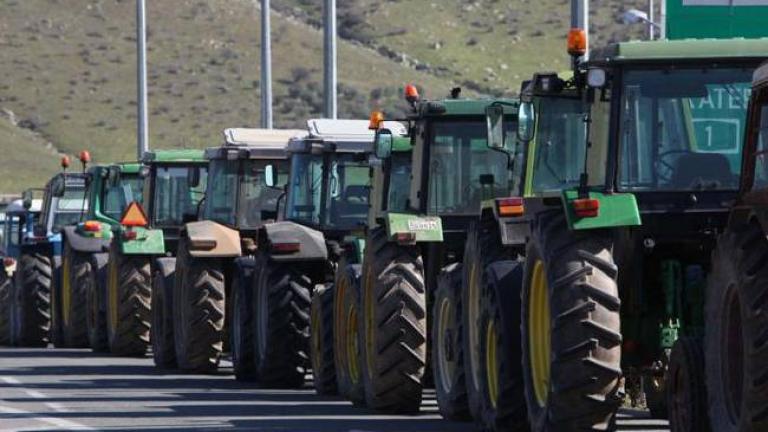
left=136, top=0, right=149, bottom=159
left=571, top=0, right=589, bottom=61
left=260, top=0, right=273, bottom=129
left=323, top=0, right=337, bottom=119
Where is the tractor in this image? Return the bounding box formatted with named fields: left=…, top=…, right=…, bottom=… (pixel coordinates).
left=486, top=36, right=768, bottom=431
left=169, top=128, right=298, bottom=373
left=237, top=119, right=401, bottom=389
left=10, top=154, right=90, bottom=347
left=0, top=197, right=42, bottom=345
left=354, top=88, right=519, bottom=414
left=57, top=162, right=143, bottom=350
left=105, top=149, right=207, bottom=357
left=705, top=61, right=768, bottom=432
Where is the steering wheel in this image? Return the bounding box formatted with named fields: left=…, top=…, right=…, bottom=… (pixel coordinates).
left=654, top=150, right=692, bottom=183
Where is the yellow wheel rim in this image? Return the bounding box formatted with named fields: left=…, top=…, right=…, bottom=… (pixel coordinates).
left=529, top=260, right=551, bottom=407
left=436, top=297, right=457, bottom=393
left=485, top=319, right=499, bottom=409
left=62, top=253, right=71, bottom=325
left=347, top=305, right=360, bottom=384
left=108, top=259, right=118, bottom=332
left=364, top=267, right=375, bottom=381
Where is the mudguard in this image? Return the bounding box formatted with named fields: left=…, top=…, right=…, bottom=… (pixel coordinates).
left=185, top=220, right=242, bottom=258
left=62, top=226, right=111, bottom=254
left=262, top=221, right=327, bottom=262
left=486, top=260, right=524, bottom=348
left=116, top=226, right=165, bottom=255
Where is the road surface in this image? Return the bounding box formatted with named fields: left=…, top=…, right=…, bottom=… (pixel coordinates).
left=0, top=348, right=669, bottom=431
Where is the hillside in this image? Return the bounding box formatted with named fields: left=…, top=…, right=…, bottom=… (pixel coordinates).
left=0, top=0, right=648, bottom=193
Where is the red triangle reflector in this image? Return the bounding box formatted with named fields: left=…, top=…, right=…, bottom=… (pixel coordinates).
left=120, top=201, right=149, bottom=227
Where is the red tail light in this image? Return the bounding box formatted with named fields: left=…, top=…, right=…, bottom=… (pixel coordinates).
left=83, top=220, right=101, bottom=232
left=122, top=230, right=138, bottom=241
left=497, top=197, right=524, bottom=217
left=3, top=257, right=15, bottom=267
left=573, top=198, right=600, bottom=218
left=272, top=242, right=300, bottom=254
left=395, top=232, right=416, bottom=245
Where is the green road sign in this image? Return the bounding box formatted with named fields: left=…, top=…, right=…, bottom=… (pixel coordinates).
left=666, top=0, right=768, bottom=39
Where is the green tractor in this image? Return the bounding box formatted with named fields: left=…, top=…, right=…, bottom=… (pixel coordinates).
left=487, top=39, right=768, bottom=431
left=705, top=61, right=768, bottom=432
left=169, top=128, right=297, bottom=373
left=57, top=162, right=143, bottom=350
left=355, top=88, right=519, bottom=414
left=240, top=119, right=397, bottom=390
left=105, top=149, right=208, bottom=357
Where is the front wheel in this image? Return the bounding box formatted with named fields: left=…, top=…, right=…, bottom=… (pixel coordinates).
left=87, top=253, right=109, bottom=352
left=667, top=337, right=710, bottom=432
left=521, top=213, right=621, bottom=431
left=106, top=243, right=151, bottom=356
left=0, top=271, right=11, bottom=345
left=333, top=262, right=364, bottom=403
left=311, top=283, right=337, bottom=396
left=151, top=260, right=177, bottom=369
left=61, top=243, right=90, bottom=348
left=232, top=266, right=256, bottom=381
left=252, top=256, right=311, bottom=388
left=361, top=228, right=426, bottom=414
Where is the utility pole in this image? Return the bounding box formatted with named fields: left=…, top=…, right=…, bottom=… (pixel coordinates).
left=571, top=0, right=589, bottom=61
left=649, top=0, right=656, bottom=40
left=136, top=0, right=149, bottom=159
left=323, top=0, right=337, bottom=119
left=660, top=0, right=667, bottom=39
left=260, top=0, right=273, bottom=129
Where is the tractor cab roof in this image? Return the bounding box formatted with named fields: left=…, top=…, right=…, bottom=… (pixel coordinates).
left=410, top=98, right=519, bottom=118
left=754, top=61, right=768, bottom=87
left=590, top=38, right=768, bottom=64
left=6, top=199, right=41, bottom=214
left=288, top=119, right=406, bottom=154
left=205, top=128, right=301, bottom=161
left=142, top=149, right=206, bottom=164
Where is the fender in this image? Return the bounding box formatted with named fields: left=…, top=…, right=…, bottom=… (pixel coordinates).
left=486, top=260, right=524, bottom=353
left=185, top=220, right=242, bottom=258
left=62, top=226, right=111, bottom=254
left=262, top=221, right=327, bottom=262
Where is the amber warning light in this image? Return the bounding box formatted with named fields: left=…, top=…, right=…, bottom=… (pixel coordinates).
left=567, top=28, right=587, bottom=57
left=369, top=111, right=384, bottom=130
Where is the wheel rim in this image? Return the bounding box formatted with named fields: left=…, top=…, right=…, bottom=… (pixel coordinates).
left=486, top=318, right=499, bottom=409
left=62, top=253, right=71, bottom=326
left=107, top=259, right=119, bottom=336
left=529, top=260, right=551, bottom=407
left=723, top=285, right=744, bottom=422
left=437, top=296, right=456, bottom=394
left=468, top=262, right=482, bottom=390
left=347, top=305, right=360, bottom=384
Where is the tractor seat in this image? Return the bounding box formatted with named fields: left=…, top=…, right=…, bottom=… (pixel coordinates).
left=670, top=152, right=733, bottom=190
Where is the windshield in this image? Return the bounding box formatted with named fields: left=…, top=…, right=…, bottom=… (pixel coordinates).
left=529, top=97, right=587, bottom=194
left=427, top=119, right=514, bottom=215
left=102, top=175, right=143, bottom=221
left=53, top=187, right=87, bottom=231
left=204, top=160, right=238, bottom=226
left=153, top=165, right=207, bottom=227
left=287, top=153, right=370, bottom=230
left=618, top=66, right=753, bottom=191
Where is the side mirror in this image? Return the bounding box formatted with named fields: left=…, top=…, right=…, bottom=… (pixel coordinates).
left=485, top=105, right=506, bottom=150
left=587, top=68, right=607, bottom=88
left=375, top=130, right=393, bottom=159
left=264, top=164, right=278, bottom=188
left=188, top=167, right=201, bottom=188
left=517, top=102, right=536, bottom=143
left=22, top=190, right=33, bottom=210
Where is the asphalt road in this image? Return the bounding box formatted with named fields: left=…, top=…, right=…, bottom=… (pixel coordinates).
left=0, top=348, right=670, bottom=432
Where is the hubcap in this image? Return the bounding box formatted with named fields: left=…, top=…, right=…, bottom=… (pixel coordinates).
left=529, top=260, right=551, bottom=407
left=437, top=296, right=457, bottom=393
left=486, top=319, right=499, bottom=409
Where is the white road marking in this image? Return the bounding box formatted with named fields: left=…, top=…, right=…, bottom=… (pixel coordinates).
left=1, top=376, right=69, bottom=412
left=0, top=405, right=93, bottom=431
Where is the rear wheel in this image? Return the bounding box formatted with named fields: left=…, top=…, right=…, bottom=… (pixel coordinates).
left=521, top=212, right=621, bottom=431
left=232, top=269, right=256, bottom=381
left=252, top=255, right=311, bottom=388
left=334, top=262, right=364, bottom=403
left=478, top=261, right=528, bottom=432
left=432, top=263, right=470, bottom=421
left=106, top=243, right=151, bottom=356
left=62, top=243, right=90, bottom=348
left=173, top=239, right=225, bottom=373
left=361, top=228, right=426, bottom=414
left=12, top=253, right=51, bottom=347
left=706, top=223, right=768, bottom=432
left=668, top=337, right=710, bottom=432
left=0, top=271, right=12, bottom=345
left=311, top=283, right=337, bottom=395
left=151, top=261, right=176, bottom=369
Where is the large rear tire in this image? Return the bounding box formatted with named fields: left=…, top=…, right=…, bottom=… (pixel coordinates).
left=106, top=243, right=151, bottom=356
left=252, top=255, right=311, bottom=388
left=12, top=253, right=51, bottom=347
left=333, top=261, right=364, bottom=403
left=668, top=337, right=710, bottom=432
left=521, top=212, right=621, bottom=431
left=361, top=228, right=426, bottom=414
left=311, top=283, right=337, bottom=396
left=173, top=239, right=225, bottom=373
left=232, top=261, right=256, bottom=381
left=432, top=263, right=470, bottom=421
left=61, top=242, right=90, bottom=348
left=706, top=223, right=768, bottom=432
left=151, top=259, right=177, bottom=369
left=0, top=271, right=12, bottom=345
left=87, top=253, right=109, bottom=352
left=478, top=261, right=529, bottom=432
